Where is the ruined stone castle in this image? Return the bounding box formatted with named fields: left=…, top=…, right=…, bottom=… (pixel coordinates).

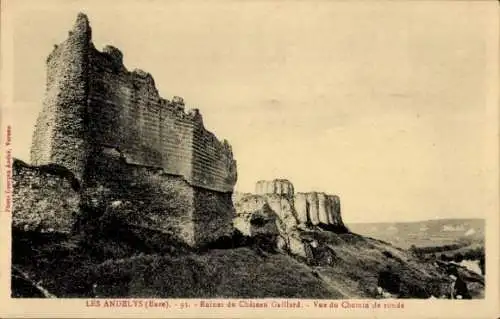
left=14, top=13, right=347, bottom=251
left=234, top=179, right=347, bottom=259
left=254, top=179, right=343, bottom=228
left=31, top=13, right=236, bottom=191
left=20, top=13, right=237, bottom=246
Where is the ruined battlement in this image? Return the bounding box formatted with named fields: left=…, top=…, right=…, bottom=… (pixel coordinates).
left=294, top=192, right=343, bottom=227
left=251, top=180, right=346, bottom=230
left=255, top=179, right=294, bottom=197
left=32, top=13, right=237, bottom=193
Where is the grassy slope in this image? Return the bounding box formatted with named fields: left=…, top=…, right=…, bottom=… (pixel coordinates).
left=12, top=227, right=484, bottom=299
left=12, top=230, right=341, bottom=298
left=90, top=248, right=343, bottom=298
left=299, top=231, right=456, bottom=298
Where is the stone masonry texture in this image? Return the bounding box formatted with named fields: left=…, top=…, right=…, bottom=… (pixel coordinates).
left=31, top=13, right=237, bottom=193
left=12, top=159, right=80, bottom=233
left=25, top=13, right=237, bottom=246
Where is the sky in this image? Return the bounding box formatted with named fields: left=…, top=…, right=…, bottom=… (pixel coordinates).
left=3, top=0, right=498, bottom=223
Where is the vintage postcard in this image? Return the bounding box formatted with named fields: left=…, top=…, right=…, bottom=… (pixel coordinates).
left=1, top=0, right=499, bottom=318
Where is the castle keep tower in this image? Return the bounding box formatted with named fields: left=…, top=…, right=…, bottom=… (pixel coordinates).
left=255, top=179, right=294, bottom=197
left=31, top=13, right=92, bottom=179
left=253, top=179, right=346, bottom=231
left=30, top=13, right=237, bottom=246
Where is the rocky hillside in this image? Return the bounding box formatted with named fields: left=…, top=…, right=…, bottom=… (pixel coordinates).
left=12, top=178, right=484, bottom=299
left=230, top=189, right=484, bottom=299
left=12, top=225, right=484, bottom=299
left=12, top=168, right=484, bottom=299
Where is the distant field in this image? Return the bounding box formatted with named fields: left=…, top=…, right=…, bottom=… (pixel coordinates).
left=348, top=218, right=484, bottom=249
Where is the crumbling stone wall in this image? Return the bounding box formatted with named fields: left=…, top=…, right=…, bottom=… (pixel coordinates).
left=252, top=179, right=346, bottom=231
left=27, top=13, right=237, bottom=247
left=83, top=150, right=197, bottom=245
left=255, top=179, right=294, bottom=197
left=82, top=146, right=235, bottom=246
left=234, top=180, right=348, bottom=258
left=233, top=195, right=280, bottom=238
left=31, top=13, right=236, bottom=192
left=12, top=159, right=80, bottom=233
left=264, top=194, right=300, bottom=231
left=192, top=187, right=235, bottom=245
left=235, top=180, right=347, bottom=237
left=295, top=192, right=345, bottom=230
left=86, top=45, right=195, bottom=181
